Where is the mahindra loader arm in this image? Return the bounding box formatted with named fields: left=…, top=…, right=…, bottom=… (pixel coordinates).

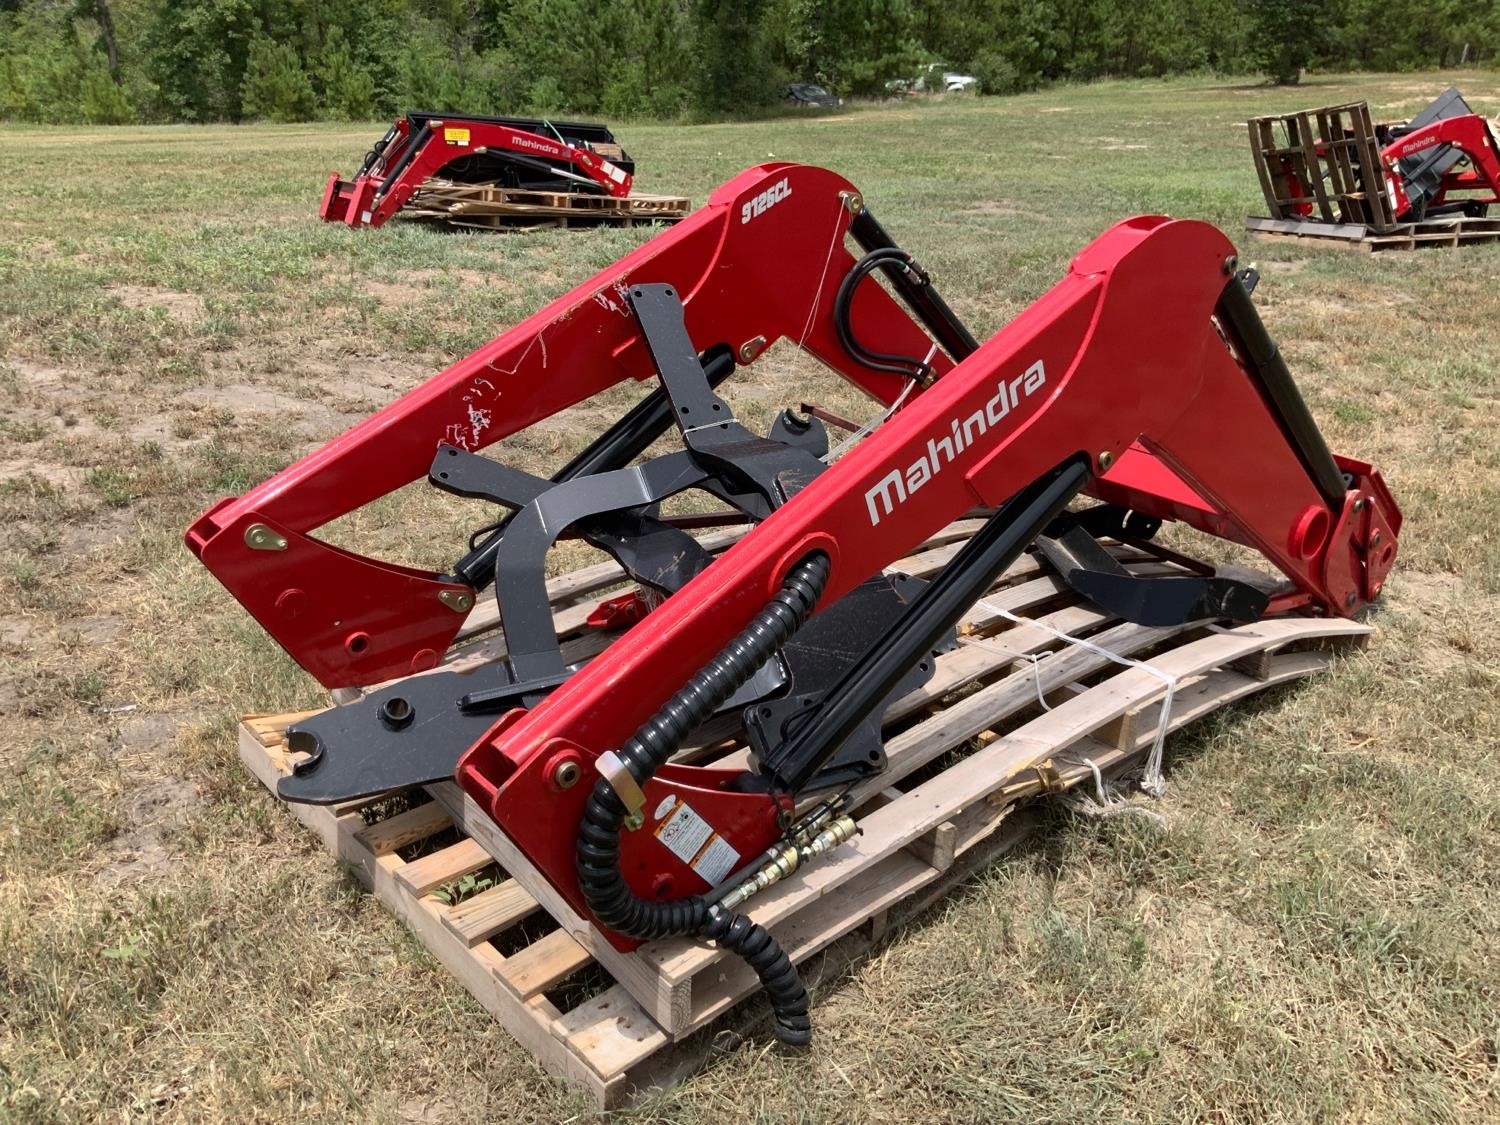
left=321, top=113, right=635, bottom=229
left=192, top=165, right=961, bottom=687
left=189, top=162, right=1399, bottom=1043
left=1380, top=110, right=1500, bottom=219
left=453, top=203, right=1400, bottom=941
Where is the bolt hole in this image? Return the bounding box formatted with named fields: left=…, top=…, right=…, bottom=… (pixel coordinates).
left=345, top=632, right=370, bottom=656
left=868, top=751, right=880, bottom=761
left=447, top=448, right=457, bottom=456
left=680, top=406, right=690, bottom=414
left=439, top=472, right=448, bottom=479
left=760, top=707, right=773, bottom=719
left=712, top=403, right=721, bottom=411
left=379, top=696, right=414, bottom=730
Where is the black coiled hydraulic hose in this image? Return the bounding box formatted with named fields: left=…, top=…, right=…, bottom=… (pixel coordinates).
left=576, top=553, right=831, bottom=1045
left=833, top=247, right=936, bottom=384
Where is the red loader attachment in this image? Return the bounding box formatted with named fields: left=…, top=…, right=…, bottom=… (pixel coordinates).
left=1249, top=86, right=1500, bottom=233
left=322, top=111, right=634, bottom=229
left=189, top=163, right=1401, bottom=1044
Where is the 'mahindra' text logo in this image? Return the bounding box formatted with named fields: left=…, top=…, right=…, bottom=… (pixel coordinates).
left=865, top=361, right=1047, bottom=526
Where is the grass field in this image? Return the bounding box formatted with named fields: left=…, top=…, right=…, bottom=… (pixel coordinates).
left=2, top=72, right=1498, bottom=1122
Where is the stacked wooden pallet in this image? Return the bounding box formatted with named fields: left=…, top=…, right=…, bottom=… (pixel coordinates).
left=401, top=178, right=693, bottom=231
left=238, top=520, right=1370, bottom=1106
left=1248, top=101, right=1395, bottom=232
left=1246, top=213, right=1500, bottom=252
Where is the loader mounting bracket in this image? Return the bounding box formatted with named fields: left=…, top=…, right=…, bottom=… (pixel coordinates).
left=1037, top=515, right=1270, bottom=626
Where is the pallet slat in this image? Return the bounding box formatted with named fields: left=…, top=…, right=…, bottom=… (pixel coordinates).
left=354, top=801, right=452, bottom=856
left=402, top=178, right=692, bottom=231
left=441, top=878, right=541, bottom=945
left=395, top=838, right=494, bottom=898
left=1246, top=212, right=1500, bottom=252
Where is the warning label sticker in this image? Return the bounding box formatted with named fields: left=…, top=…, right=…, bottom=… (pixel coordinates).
left=692, top=834, right=741, bottom=885
left=653, top=800, right=743, bottom=887
left=443, top=127, right=471, bottom=145
left=655, top=801, right=713, bottom=866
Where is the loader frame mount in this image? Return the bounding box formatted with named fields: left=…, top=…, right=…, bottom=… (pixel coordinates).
left=187, top=162, right=1401, bottom=953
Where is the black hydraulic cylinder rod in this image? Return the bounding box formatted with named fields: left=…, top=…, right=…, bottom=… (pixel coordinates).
left=766, top=456, right=1091, bottom=794
left=358, top=123, right=400, bottom=178
left=377, top=124, right=432, bottom=196
left=1214, top=273, right=1347, bottom=508
left=850, top=209, right=981, bottom=362
left=451, top=345, right=736, bottom=589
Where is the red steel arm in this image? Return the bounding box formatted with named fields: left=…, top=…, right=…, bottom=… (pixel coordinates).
left=322, top=118, right=634, bottom=229
left=451, top=212, right=1401, bottom=933
left=189, top=164, right=957, bottom=686
left=1380, top=114, right=1500, bottom=217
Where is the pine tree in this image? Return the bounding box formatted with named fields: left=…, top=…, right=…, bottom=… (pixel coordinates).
left=317, top=27, right=375, bottom=119
left=241, top=35, right=316, bottom=121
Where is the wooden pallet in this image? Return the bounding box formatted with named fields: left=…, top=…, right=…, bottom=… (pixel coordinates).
left=238, top=522, right=1371, bottom=1106
left=1247, top=101, right=1396, bottom=232
left=1246, top=213, right=1500, bottom=252
left=402, top=179, right=693, bottom=231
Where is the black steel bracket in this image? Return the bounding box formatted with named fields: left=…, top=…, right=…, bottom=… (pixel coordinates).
left=1035, top=516, right=1268, bottom=626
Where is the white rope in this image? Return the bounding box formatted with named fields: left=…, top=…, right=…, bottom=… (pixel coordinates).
left=974, top=598, right=1179, bottom=799
left=680, top=416, right=741, bottom=437
left=1066, top=758, right=1169, bottom=829
left=823, top=378, right=917, bottom=462
left=795, top=198, right=854, bottom=351
left=964, top=632, right=1054, bottom=712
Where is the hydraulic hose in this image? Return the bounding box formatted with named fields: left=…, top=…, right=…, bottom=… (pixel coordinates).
left=834, top=247, right=938, bottom=384
left=576, top=553, right=831, bottom=1045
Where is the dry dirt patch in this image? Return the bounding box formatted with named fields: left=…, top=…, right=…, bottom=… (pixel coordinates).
left=960, top=199, right=1046, bottom=219
left=114, top=707, right=214, bottom=761
left=359, top=278, right=429, bottom=308
left=108, top=284, right=205, bottom=324
left=1, top=616, right=37, bottom=647
left=299, top=356, right=430, bottom=408
left=327, top=267, right=514, bottom=310
left=56, top=507, right=136, bottom=559
left=183, top=382, right=364, bottom=438
left=95, top=777, right=203, bottom=888
left=8, top=358, right=78, bottom=397
left=58, top=616, right=126, bottom=645
left=0, top=459, right=88, bottom=488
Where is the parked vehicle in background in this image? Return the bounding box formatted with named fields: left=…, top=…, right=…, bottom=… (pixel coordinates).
left=886, top=64, right=977, bottom=96
left=787, top=83, right=841, bottom=108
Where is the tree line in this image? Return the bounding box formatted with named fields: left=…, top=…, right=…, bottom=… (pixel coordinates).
left=1, top=0, right=1495, bottom=125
